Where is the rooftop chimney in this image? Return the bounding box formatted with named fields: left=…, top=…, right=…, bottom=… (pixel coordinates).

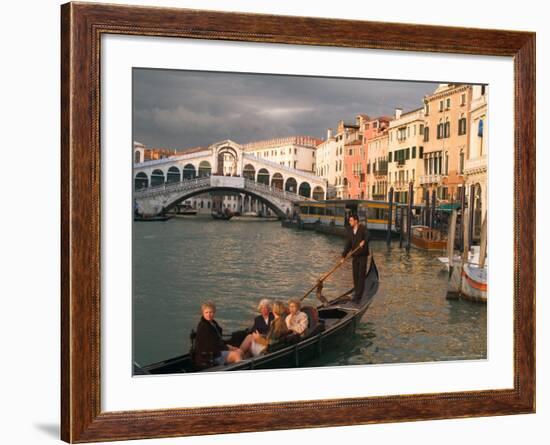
left=395, top=108, right=403, bottom=120
left=327, top=128, right=333, bottom=139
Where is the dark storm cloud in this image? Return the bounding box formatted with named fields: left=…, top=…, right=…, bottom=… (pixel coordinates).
left=133, top=68, right=440, bottom=149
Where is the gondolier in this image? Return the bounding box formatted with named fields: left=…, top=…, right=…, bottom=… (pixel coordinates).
left=341, top=214, right=370, bottom=304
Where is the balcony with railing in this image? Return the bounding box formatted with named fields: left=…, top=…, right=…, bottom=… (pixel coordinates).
left=419, top=174, right=442, bottom=185
left=463, top=156, right=487, bottom=174
left=373, top=167, right=388, bottom=176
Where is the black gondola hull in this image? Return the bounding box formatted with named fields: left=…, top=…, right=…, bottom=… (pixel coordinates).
left=139, top=257, right=379, bottom=374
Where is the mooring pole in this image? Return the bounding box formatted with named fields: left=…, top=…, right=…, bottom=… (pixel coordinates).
left=386, top=187, right=394, bottom=246
left=399, top=205, right=405, bottom=248
left=424, top=187, right=430, bottom=226
left=431, top=188, right=437, bottom=230
left=460, top=184, right=467, bottom=251
left=468, top=184, right=475, bottom=250
left=406, top=182, right=414, bottom=252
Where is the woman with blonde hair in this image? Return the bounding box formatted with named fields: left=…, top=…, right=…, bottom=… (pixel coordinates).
left=285, top=298, right=308, bottom=336
left=193, top=301, right=242, bottom=368
left=240, top=300, right=290, bottom=357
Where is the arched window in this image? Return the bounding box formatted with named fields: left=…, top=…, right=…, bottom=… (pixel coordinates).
left=312, top=186, right=325, bottom=201
left=166, top=166, right=181, bottom=183
left=271, top=173, right=284, bottom=190
left=134, top=172, right=148, bottom=190
left=134, top=150, right=142, bottom=164
left=243, top=164, right=256, bottom=180
left=257, top=168, right=270, bottom=185
left=150, top=169, right=165, bottom=187
left=285, top=177, right=297, bottom=193
left=198, top=161, right=212, bottom=178
left=182, top=164, right=196, bottom=179
left=299, top=182, right=311, bottom=198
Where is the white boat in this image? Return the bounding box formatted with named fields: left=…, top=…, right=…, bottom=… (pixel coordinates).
left=447, top=248, right=487, bottom=303
left=438, top=246, right=480, bottom=271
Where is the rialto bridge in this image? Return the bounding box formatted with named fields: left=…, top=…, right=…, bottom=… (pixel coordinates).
left=133, top=140, right=327, bottom=217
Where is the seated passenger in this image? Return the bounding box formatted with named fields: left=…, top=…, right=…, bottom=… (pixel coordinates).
left=193, top=301, right=242, bottom=368
left=285, top=299, right=308, bottom=336
left=240, top=301, right=289, bottom=357
left=250, top=298, right=274, bottom=335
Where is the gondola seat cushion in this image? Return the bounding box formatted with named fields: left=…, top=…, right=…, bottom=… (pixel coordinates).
left=301, top=306, right=319, bottom=330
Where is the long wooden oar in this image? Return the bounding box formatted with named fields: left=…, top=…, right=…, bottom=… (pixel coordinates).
left=300, top=243, right=363, bottom=301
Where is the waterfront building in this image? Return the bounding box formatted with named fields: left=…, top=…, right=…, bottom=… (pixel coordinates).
left=366, top=129, right=389, bottom=201
left=315, top=129, right=338, bottom=198
left=343, top=115, right=390, bottom=200
left=421, top=84, right=472, bottom=203
left=242, top=136, right=321, bottom=173
left=387, top=107, right=426, bottom=204
left=464, top=84, right=488, bottom=239
left=334, top=120, right=361, bottom=199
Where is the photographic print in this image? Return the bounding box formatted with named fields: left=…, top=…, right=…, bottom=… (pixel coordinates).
left=61, top=4, right=535, bottom=441
left=132, top=69, right=488, bottom=375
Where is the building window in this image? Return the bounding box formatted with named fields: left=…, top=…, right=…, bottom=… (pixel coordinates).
left=458, top=117, right=467, bottom=135
left=388, top=152, right=393, bottom=162
left=461, top=93, right=466, bottom=106
left=481, top=85, right=486, bottom=95
left=424, top=126, right=429, bottom=142
left=419, top=146, right=424, bottom=158
left=437, top=123, right=442, bottom=139
left=439, top=100, right=444, bottom=111
left=446, top=98, right=451, bottom=109
left=444, top=121, right=450, bottom=138
left=460, top=150, right=465, bottom=173
left=425, top=103, right=430, bottom=115
left=412, top=146, right=416, bottom=158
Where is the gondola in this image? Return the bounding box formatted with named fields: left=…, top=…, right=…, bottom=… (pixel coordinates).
left=211, top=211, right=234, bottom=220
left=136, top=256, right=379, bottom=375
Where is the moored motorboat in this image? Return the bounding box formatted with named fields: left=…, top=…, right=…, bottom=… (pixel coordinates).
left=410, top=225, right=447, bottom=251
left=134, top=214, right=174, bottom=222
left=137, top=256, right=379, bottom=374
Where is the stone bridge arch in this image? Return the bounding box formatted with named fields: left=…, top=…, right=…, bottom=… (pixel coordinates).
left=163, top=187, right=288, bottom=218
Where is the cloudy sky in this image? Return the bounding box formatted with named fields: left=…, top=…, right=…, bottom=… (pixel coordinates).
left=133, top=68, right=440, bottom=150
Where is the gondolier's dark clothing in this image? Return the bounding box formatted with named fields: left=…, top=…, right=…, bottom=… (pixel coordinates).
left=251, top=313, right=274, bottom=335
left=342, top=224, right=370, bottom=303
left=193, top=317, right=228, bottom=367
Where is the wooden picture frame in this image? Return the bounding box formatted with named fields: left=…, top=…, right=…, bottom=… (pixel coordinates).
left=61, top=2, right=535, bottom=442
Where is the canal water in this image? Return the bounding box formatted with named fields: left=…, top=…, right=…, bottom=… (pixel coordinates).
left=133, top=217, right=486, bottom=368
